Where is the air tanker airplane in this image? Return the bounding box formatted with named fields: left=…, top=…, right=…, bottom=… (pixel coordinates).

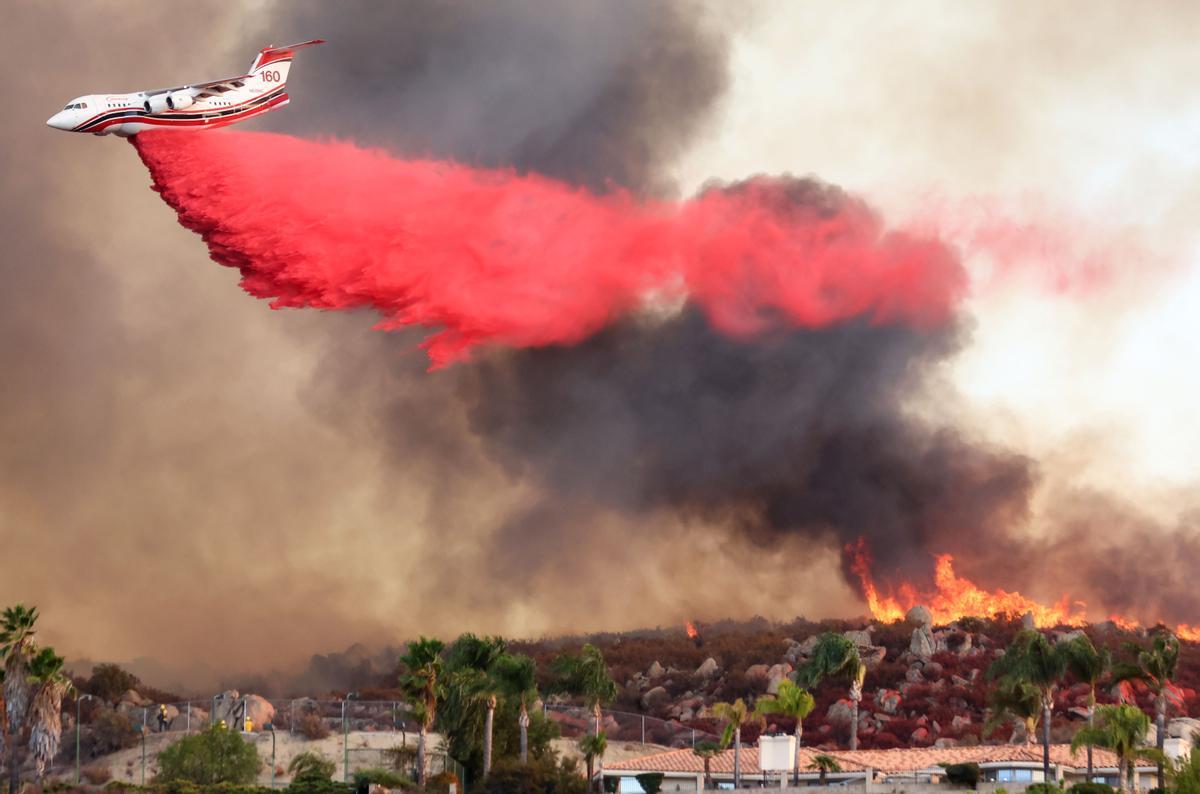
left=45, top=40, right=324, bottom=136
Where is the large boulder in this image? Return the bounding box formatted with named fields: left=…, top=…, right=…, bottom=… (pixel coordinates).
left=695, top=658, right=720, bottom=679
left=874, top=689, right=901, bottom=715
left=843, top=629, right=873, bottom=648
left=862, top=646, right=887, bottom=669
left=826, top=700, right=854, bottom=727
left=120, top=689, right=151, bottom=707
left=766, top=664, right=792, bottom=695
left=647, top=661, right=665, bottom=679
left=243, top=695, right=275, bottom=729
left=911, top=627, right=936, bottom=660
left=641, top=686, right=671, bottom=715
left=906, top=605, right=932, bottom=628
left=745, top=664, right=770, bottom=683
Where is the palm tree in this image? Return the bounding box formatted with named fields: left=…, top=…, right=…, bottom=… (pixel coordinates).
left=492, top=653, right=538, bottom=763
left=691, top=740, right=721, bottom=790
left=1071, top=703, right=1165, bottom=794
left=754, top=679, right=815, bottom=785
left=1060, top=633, right=1111, bottom=782
left=985, top=676, right=1042, bottom=746
left=713, top=698, right=757, bottom=789
left=797, top=633, right=867, bottom=750
left=398, top=636, right=445, bottom=786
left=988, top=629, right=1068, bottom=781
left=1113, top=628, right=1180, bottom=790
left=551, top=644, right=618, bottom=735
left=1, top=603, right=39, bottom=794
left=809, top=754, right=842, bottom=785
left=26, top=647, right=72, bottom=782
left=445, top=634, right=507, bottom=777
left=579, top=731, right=607, bottom=792
left=551, top=644, right=617, bottom=782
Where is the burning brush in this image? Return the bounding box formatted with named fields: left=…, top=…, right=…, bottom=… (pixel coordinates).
left=685, top=620, right=703, bottom=647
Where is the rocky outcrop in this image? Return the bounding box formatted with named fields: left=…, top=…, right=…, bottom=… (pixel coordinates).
left=907, top=605, right=936, bottom=660
left=641, top=686, right=671, bottom=715
left=695, top=657, right=720, bottom=679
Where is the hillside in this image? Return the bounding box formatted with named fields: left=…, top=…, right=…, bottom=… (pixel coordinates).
left=508, top=612, right=1200, bottom=751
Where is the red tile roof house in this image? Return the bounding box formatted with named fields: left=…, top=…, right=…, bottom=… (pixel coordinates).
left=604, top=741, right=1157, bottom=792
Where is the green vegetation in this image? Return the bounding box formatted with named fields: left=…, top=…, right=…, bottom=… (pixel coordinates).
left=796, top=632, right=867, bottom=750
left=1169, top=750, right=1200, bottom=794
left=692, top=740, right=722, bottom=790
left=351, top=768, right=413, bottom=793
left=86, top=662, right=142, bottom=704
left=2, top=603, right=41, bottom=794
left=1060, top=634, right=1111, bottom=782
left=712, top=698, right=755, bottom=788
left=476, top=756, right=586, bottom=794
left=1025, top=784, right=1064, bottom=794
left=939, top=761, right=981, bottom=788
left=1071, top=704, right=1165, bottom=794
left=578, top=731, right=608, bottom=791
left=155, top=724, right=261, bottom=786
left=288, top=751, right=336, bottom=781
left=634, top=772, right=664, bottom=794
left=1068, top=783, right=1117, bottom=794
left=988, top=630, right=1070, bottom=781
left=753, top=679, right=815, bottom=785
left=1114, top=628, right=1181, bottom=789
left=808, top=754, right=841, bottom=784
left=398, top=637, right=445, bottom=787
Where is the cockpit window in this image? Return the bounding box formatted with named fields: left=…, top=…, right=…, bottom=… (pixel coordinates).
left=63, top=101, right=89, bottom=110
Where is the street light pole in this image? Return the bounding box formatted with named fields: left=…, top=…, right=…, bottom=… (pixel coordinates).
left=75, top=693, right=96, bottom=784
left=343, top=692, right=360, bottom=783
left=268, top=724, right=277, bottom=789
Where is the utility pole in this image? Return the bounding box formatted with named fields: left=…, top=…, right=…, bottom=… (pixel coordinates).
left=75, top=693, right=95, bottom=783
left=343, top=693, right=360, bottom=782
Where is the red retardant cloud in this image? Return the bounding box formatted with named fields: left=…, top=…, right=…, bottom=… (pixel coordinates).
left=133, top=130, right=966, bottom=366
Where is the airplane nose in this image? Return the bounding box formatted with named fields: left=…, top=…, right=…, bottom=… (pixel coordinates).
left=46, top=112, right=69, bottom=130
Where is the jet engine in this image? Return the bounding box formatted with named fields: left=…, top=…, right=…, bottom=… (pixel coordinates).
left=166, top=91, right=193, bottom=110
left=143, top=92, right=192, bottom=114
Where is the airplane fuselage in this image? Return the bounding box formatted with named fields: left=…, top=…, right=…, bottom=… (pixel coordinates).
left=46, top=41, right=320, bottom=136
left=47, top=85, right=288, bottom=137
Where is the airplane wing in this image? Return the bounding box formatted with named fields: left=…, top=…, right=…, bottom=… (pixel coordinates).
left=141, top=74, right=253, bottom=99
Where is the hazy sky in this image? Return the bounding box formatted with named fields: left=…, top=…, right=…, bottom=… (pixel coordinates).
left=3, top=1, right=1198, bottom=684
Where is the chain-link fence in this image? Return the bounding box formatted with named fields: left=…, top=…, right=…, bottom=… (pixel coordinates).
left=56, top=695, right=704, bottom=787
left=543, top=703, right=720, bottom=748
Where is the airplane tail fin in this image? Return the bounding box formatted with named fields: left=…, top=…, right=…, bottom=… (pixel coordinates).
left=248, top=39, right=324, bottom=90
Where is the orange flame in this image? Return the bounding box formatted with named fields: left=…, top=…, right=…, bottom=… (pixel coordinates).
left=685, top=620, right=699, bottom=639
left=847, top=538, right=1086, bottom=627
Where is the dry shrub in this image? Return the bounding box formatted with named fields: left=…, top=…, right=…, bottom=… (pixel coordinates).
left=82, top=764, right=113, bottom=784
left=295, top=711, right=330, bottom=740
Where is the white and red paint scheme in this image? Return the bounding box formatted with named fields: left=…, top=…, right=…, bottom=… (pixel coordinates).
left=46, top=40, right=324, bottom=136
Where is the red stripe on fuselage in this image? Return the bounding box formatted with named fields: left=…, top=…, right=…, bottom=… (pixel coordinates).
left=86, top=93, right=288, bottom=133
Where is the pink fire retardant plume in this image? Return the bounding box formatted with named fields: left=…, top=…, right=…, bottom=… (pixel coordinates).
left=134, top=130, right=967, bottom=367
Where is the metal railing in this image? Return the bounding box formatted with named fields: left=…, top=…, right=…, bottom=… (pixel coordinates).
left=543, top=703, right=720, bottom=748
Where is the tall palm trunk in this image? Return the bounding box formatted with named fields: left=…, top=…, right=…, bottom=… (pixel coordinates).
left=1156, top=693, right=1167, bottom=790
left=1042, top=696, right=1052, bottom=783
left=849, top=680, right=862, bottom=751
left=518, top=701, right=529, bottom=763
left=416, top=724, right=428, bottom=786
left=733, top=727, right=741, bottom=788
left=5, top=653, right=31, bottom=794
left=703, top=757, right=711, bottom=790
left=592, top=703, right=603, bottom=784
left=28, top=680, right=67, bottom=781
left=793, top=721, right=803, bottom=786
left=483, top=695, right=495, bottom=776
left=1085, top=690, right=1095, bottom=783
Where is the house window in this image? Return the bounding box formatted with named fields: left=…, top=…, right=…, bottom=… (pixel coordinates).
left=994, top=769, right=1035, bottom=783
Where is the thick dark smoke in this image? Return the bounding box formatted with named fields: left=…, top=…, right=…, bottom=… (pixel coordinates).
left=462, top=310, right=1035, bottom=584
left=248, top=0, right=730, bottom=196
